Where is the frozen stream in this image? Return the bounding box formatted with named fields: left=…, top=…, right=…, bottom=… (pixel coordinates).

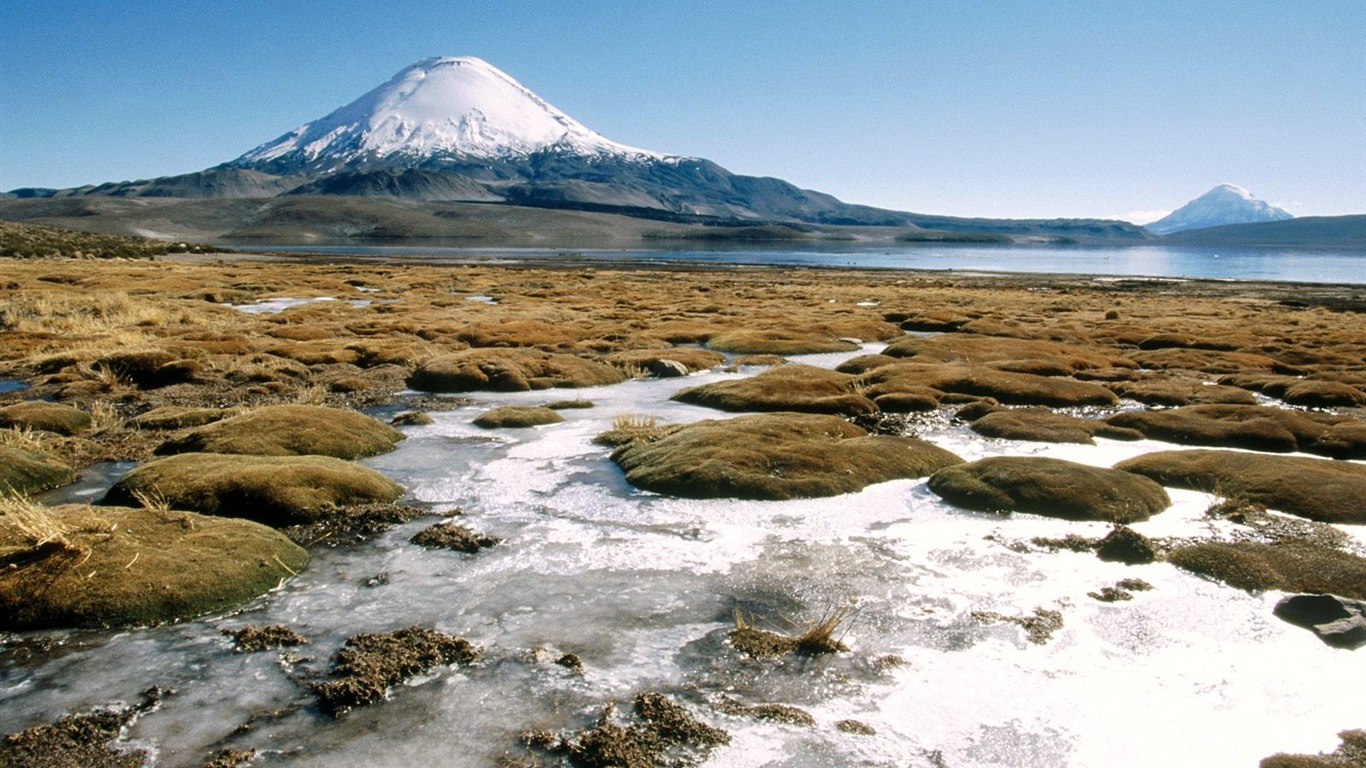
left=3, top=345, right=1364, bottom=767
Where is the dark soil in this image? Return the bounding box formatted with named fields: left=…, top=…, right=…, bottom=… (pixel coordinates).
left=0, top=687, right=167, bottom=768
left=409, top=520, right=500, bottom=553
left=973, top=607, right=1065, bottom=645
left=559, top=693, right=731, bottom=768
left=283, top=503, right=429, bottom=547
left=224, top=624, right=309, bottom=653
left=311, top=626, right=481, bottom=717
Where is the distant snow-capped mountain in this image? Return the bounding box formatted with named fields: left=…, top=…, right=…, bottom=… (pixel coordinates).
left=3, top=57, right=1153, bottom=242
left=231, top=57, right=669, bottom=174
left=1147, top=184, right=1292, bottom=235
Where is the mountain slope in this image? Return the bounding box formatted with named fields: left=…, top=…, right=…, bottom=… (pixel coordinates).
left=3, top=56, right=1152, bottom=243
left=1147, top=184, right=1292, bottom=235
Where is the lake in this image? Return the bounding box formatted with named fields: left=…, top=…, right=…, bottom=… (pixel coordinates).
left=224, top=243, right=1366, bottom=284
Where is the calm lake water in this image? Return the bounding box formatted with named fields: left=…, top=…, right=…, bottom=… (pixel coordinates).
left=225, top=243, right=1366, bottom=284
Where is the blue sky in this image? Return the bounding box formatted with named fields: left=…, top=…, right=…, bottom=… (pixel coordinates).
left=2, top=1, right=1362, bottom=220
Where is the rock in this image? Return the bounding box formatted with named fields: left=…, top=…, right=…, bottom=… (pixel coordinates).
left=1272, top=594, right=1366, bottom=650
left=0, top=401, right=91, bottom=435
left=602, top=348, right=725, bottom=376
left=671, top=364, right=877, bottom=416
left=0, top=504, right=309, bottom=630
left=1106, top=404, right=1366, bottom=459
left=649, top=358, right=691, bottom=378
left=102, top=453, right=404, bottom=526
left=1115, top=449, right=1366, bottom=524
left=1166, top=541, right=1366, bottom=599
left=407, top=348, right=627, bottom=393
left=0, top=444, right=75, bottom=496
left=927, top=456, right=1170, bottom=522
left=611, top=412, right=962, bottom=500
left=389, top=410, right=433, bottom=426
left=155, top=404, right=404, bottom=459
left=472, top=405, right=565, bottom=429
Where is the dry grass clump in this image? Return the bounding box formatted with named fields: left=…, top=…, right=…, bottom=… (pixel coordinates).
left=593, top=414, right=673, bottom=447
left=0, top=493, right=78, bottom=554
left=728, top=604, right=854, bottom=658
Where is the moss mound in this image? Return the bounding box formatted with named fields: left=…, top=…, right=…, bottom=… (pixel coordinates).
left=406, top=348, right=626, bottom=393
left=101, top=453, right=404, bottom=527
left=1107, top=379, right=1258, bottom=407
left=611, top=412, right=961, bottom=500
left=927, top=456, right=1170, bottom=522
left=881, top=334, right=1133, bottom=374
left=670, top=365, right=876, bottom=416
left=848, top=362, right=1120, bottom=408
left=155, top=405, right=404, bottom=459
left=602, top=348, right=726, bottom=374
left=0, top=401, right=91, bottom=435
left=969, top=407, right=1142, bottom=445
left=1115, top=449, right=1366, bottom=524
left=1106, top=405, right=1366, bottom=459
left=705, top=330, right=861, bottom=355
left=472, top=405, right=565, bottom=429
left=0, top=444, right=75, bottom=496
left=1167, top=541, right=1366, bottom=599
left=0, top=504, right=309, bottom=630
left=312, top=626, right=481, bottom=717
left=1261, top=729, right=1366, bottom=768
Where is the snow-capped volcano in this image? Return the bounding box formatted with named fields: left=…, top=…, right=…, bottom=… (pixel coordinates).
left=1147, top=184, right=1292, bottom=235
left=231, top=57, right=667, bottom=174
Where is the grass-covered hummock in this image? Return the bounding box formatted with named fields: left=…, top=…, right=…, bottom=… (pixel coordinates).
left=154, top=404, right=404, bottom=459
left=928, top=456, right=1171, bottom=522
left=609, top=412, right=962, bottom=500
left=472, top=405, right=565, bottom=429
left=0, top=400, right=92, bottom=435
left=0, top=502, right=309, bottom=630
left=1106, top=405, right=1366, bottom=459
left=406, top=348, right=627, bottom=393
left=101, top=452, right=404, bottom=526
left=1115, top=449, right=1366, bottom=524
left=1165, top=541, right=1366, bottom=600
left=671, top=364, right=877, bottom=416
left=0, top=443, right=76, bottom=496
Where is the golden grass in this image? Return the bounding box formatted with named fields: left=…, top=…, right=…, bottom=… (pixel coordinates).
left=0, top=493, right=76, bottom=552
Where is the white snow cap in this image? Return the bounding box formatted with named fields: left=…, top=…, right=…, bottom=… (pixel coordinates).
left=238, top=56, right=667, bottom=165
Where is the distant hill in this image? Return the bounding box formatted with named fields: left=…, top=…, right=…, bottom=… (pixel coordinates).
left=1159, top=215, right=1366, bottom=248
